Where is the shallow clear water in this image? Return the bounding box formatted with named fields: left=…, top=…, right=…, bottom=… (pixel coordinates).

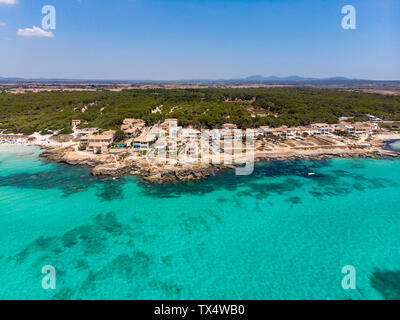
left=388, top=140, right=400, bottom=152
left=0, top=145, right=400, bottom=300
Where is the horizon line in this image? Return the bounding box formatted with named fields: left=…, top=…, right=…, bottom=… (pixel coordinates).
left=1, top=75, right=400, bottom=82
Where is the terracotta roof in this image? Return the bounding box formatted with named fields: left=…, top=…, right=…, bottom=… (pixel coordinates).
left=223, top=123, right=237, bottom=129
left=88, top=135, right=113, bottom=140
left=312, top=123, right=330, bottom=127
left=103, top=130, right=116, bottom=136
left=150, top=127, right=166, bottom=133
left=134, top=135, right=155, bottom=143
left=125, top=128, right=138, bottom=134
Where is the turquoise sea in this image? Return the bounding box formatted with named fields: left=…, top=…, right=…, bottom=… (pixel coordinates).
left=0, top=145, right=400, bottom=300
left=388, top=140, right=400, bottom=152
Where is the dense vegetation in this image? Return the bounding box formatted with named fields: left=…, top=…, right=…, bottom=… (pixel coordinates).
left=1, top=88, right=400, bottom=135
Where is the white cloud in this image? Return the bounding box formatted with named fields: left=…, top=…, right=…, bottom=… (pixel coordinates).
left=0, top=21, right=7, bottom=27
left=17, top=26, right=54, bottom=38
left=0, top=0, right=18, bottom=5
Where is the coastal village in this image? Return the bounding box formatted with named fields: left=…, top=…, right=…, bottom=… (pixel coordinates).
left=74, top=114, right=383, bottom=155
left=2, top=114, right=400, bottom=183
left=70, top=114, right=393, bottom=160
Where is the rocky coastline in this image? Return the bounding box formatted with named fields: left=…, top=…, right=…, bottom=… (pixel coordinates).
left=38, top=144, right=400, bottom=184
left=255, top=148, right=400, bottom=162
left=39, top=147, right=230, bottom=184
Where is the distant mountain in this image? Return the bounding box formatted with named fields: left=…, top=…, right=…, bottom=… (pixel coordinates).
left=324, top=76, right=354, bottom=81
left=244, top=75, right=268, bottom=81
left=178, top=75, right=359, bottom=83
left=242, top=75, right=354, bottom=82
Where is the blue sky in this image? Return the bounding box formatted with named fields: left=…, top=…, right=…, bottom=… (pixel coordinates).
left=0, top=0, right=399, bottom=80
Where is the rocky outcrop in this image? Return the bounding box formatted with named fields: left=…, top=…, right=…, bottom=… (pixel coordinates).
left=90, top=162, right=221, bottom=183
left=136, top=164, right=222, bottom=184
left=91, top=164, right=133, bottom=177
left=40, top=147, right=115, bottom=167
left=255, top=149, right=400, bottom=162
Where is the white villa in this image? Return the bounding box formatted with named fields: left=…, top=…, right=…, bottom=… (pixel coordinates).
left=133, top=135, right=156, bottom=150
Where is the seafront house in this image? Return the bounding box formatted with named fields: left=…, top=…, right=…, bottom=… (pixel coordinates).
left=133, top=135, right=156, bottom=150
left=87, top=142, right=109, bottom=154
left=331, top=123, right=347, bottom=134
left=243, top=129, right=259, bottom=138
left=79, top=131, right=115, bottom=153
left=86, top=134, right=114, bottom=152
left=89, top=134, right=114, bottom=143
left=259, top=126, right=273, bottom=136
left=167, top=139, right=178, bottom=152
left=79, top=136, right=89, bottom=144
left=149, top=125, right=180, bottom=151
left=259, top=126, right=285, bottom=137
left=202, top=129, right=218, bottom=144
left=161, top=118, right=178, bottom=125
left=282, top=126, right=299, bottom=137
left=121, top=124, right=130, bottom=131
left=124, top=128, right=141, bottom=138
left=102, top=130, right=117, bottom=138
left=214, top=129, right=242, bottom=141
left=154, top=137, right=168, bottom=152
left=160, top=119, right=178, bottom=130
left=149, top=127, right=167, bottom=138
left=346, top=122, right=377, bottom=136
left=311, top=123, right=334, bottom=136
left=160, top=119, right=180, bottom=137
left=183, top=141, right=200, bottom=158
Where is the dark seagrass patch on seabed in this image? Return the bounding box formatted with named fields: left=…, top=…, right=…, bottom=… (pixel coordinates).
left=3, top=210, right=163, bottom=300
left=138, top=160, right=318, bottom=198
left=369, top=268, right=400, bottom=300
left=10, top=212, right=131, bottom=264
left=0, top=165, right=99, bottom=197
left=286, top=196, right=303, bottom=206
left=95, top=176, right=128, bottom=201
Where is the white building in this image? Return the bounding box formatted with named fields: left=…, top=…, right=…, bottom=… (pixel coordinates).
left=133, top=135, right=156, bottom=150
left=181, top=128, right=202, bottom=140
